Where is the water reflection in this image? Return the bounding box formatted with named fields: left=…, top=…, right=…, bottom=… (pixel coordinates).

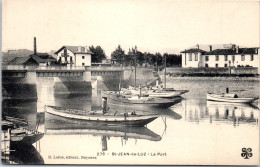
left=206, top=101, right=259, bottom=125
left=180, top=99, right=259, bottom=126
left=44, top=116, right=162, bottom=151
left=9, top=144, right=44, bottom=164
left=2, top=100, right=37, bottom=130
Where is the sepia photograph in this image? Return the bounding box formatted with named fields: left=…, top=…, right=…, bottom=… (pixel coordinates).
left=1, top=0, right=259, bottom=165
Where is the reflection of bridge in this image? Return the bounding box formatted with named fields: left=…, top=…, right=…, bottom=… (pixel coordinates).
left=2, top=65, right=123, bottom=100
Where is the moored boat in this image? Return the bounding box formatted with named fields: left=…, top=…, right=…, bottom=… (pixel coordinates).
left=2, top=117, right=44, bottom=147
left=45, top=105, right=158, bottom=127
left=102, top=91, right=182, bottom=108
left=121, top=86, right=188, bottom=98
left=206, top=92, right=258, bottom=103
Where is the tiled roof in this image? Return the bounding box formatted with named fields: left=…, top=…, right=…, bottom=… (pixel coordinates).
left=206, top=48, right=259, bottom=55
left=180, top=48, right=207, bottom=53
left=8, top=57, right=31, bottom=65
left=206, top=49, right=235, bottom=55
left=238, top=48, right=259, bottom=54
left=54, top=46, right=93, bottom=54
left=30, top=54, right=57, bottom=63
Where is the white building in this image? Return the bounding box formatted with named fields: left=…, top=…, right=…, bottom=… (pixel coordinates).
left=181, top=44, right=259, bottom=68
left=55, top=46, right=93, bottom=67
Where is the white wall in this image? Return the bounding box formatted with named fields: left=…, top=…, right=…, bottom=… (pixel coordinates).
left=75, top=53, right=91, bottom=66
left=201, top=54, right=258, bottom=67
left=182, top=52, right=202, bottom=67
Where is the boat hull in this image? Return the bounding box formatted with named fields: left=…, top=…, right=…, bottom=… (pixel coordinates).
left=207, top=92, right=256, bottom=103
left=10, top=133, right=44, bottom=147
left=45, top=106, right=158, bottom=127
left=102, top=92, right=182, bottom=108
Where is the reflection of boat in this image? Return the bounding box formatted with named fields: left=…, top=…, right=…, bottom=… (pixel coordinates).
left=45, top=105, right=158, bottom=127
left=207, top=92, right=257, bottom=103
left=206, top=101, right=259, bottom=123
left=102, top=91, right=182, bottom=108
left=9, top=144, right=44, bottom=164
left=44, top=117, right=162, bottom=142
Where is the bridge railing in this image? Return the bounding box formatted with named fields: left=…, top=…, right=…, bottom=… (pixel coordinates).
left=37, top=66, right=85, bottom=71
left=2, top=65, right=86, bottom=71
left=2, top=65, right=27, bottom=70
left=89, top=66, right=124, bottom=71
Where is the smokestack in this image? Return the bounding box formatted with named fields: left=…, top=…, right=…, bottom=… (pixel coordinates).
left=34, top=37, right=37, bottom=55
left=209, top=45, right=212, bottom=52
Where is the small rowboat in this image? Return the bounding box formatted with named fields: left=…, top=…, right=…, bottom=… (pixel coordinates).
left=45, top=105, right=158, bottom=127
left=206, top=92, right=258, bottom=103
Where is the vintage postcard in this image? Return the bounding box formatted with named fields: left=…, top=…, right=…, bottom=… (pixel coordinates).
left=1, top=0, right=259, bottom=165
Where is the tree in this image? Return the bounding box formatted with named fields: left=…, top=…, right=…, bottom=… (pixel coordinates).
left=111, top=45, right=126, bottom=64
left=89, top=45, right=106, bottom=63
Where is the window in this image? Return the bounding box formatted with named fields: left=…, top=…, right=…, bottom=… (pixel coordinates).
left=251, top=55, right=254, bottom=61
left=189, top=53, right=192, bottom=61
left=205, top=63, right=208, bottom=67
left=224, top=64, right=228, bottom=67
left=215, top=55, right=219, bottom=61
left=65, top=57, right=67, bottom=62
left=224, top=55, right=228, bottom=61
left=215, top=64, right=218, bottom=68
left=232, top=55, right=235, bottom=61
left=82, top=56, right=85, bottom=59
left=82, top=63, right=85, bottom=66
left=205, top=56, right=209, bottom=61
left=241, top=55, right=245, bottom=61
left=195, top=53, right=198, bottom=61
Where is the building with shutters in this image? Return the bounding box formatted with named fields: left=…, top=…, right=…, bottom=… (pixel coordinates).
left=55, top=46, right=93, bottom=67
left=181, top=44, right=259, bottom=68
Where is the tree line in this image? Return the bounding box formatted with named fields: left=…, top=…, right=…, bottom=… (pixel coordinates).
left=90, top=45, right=182, bottom=67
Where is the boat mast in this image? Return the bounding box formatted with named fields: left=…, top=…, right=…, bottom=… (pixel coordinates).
left=134, top=46, right=137, bottom=89
left=164, top=54, right=167, bottom=88
left=119, top=53, right=124, bottom=95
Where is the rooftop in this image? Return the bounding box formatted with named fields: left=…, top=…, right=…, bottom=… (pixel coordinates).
left=54, top=46, right=93, bottom=54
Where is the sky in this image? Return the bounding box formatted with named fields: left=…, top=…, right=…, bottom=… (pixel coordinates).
left=2, top=0, right=260, bottom=57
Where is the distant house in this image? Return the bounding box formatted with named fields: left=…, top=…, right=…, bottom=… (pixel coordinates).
left=30, top=53, right=57, bottom=66
left=8, top=53, right=57, bottom=67
left=181, top=44, right=259, bottom=68
left=55, top=46, right=93, bottom=67
left=8, top=57, right=39, bottom=67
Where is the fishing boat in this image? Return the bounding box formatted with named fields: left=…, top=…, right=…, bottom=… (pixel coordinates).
left=44, top=98, right=158, bottom=127
left=102, top=91, right=182, bottom=108
left=121, top=86, right=188, bottom=98
left=2, top=116, right=44, bottom=147
left=206, top=92, right=258, bottom=103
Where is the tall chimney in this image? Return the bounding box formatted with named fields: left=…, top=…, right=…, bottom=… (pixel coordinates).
left=34, top=37, right=37, bottom=55
left=209, top=45, right=212, bottom=52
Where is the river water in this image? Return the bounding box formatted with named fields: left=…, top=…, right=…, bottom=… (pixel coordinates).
left=2, top=77, right=259, bottom=165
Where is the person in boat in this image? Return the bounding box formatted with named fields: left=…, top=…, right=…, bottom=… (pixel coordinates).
left=226, top=87, right=238, bottom=98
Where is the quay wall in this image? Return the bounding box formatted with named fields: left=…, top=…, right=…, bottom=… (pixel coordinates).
left=164, top=67, right=259, bottom=76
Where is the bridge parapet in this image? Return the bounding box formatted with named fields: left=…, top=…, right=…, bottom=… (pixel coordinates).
left=89, top=66, right=122, bottom=71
